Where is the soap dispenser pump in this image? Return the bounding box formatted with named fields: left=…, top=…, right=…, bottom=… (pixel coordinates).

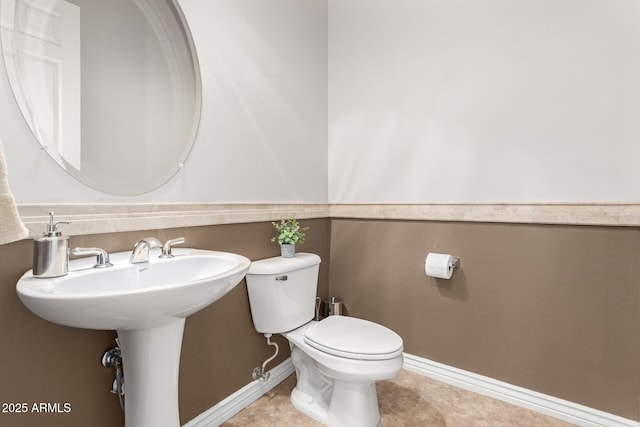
left=33, top=211, right=70, bottom=278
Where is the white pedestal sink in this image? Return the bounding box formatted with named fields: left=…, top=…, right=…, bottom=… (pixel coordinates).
left=16, top=248, right=251, bottom=427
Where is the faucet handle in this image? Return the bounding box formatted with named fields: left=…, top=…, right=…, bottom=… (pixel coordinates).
left=160, top=237, right=185, bottom=259
left=71, top=247, right=113, bottom=268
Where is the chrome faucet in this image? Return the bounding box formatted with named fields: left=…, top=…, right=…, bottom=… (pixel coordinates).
left=129, top=237, right=162, bottom=264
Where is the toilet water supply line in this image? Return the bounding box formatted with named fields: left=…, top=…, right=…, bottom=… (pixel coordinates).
left=252, top=334, right=279, bottom=382
left=252, top=297, right=321, bottom=382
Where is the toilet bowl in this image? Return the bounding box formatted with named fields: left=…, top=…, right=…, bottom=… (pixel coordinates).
left=245, top=253, right=404, bottom=427
left=285, top=317, right=403, bottom=427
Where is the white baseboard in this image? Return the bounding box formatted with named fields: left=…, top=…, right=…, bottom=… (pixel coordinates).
left=183, top=358, right=295, bottom=427
left=403, top=353, right=639, bottom=427
left=184, top=354, right=638, bottom=427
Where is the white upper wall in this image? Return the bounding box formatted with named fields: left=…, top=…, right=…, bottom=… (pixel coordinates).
left=1, top=0, right=328, bottom=203
left=4, top=0, right=640, bottom=205
left=328, top=0, right=640, bottom=203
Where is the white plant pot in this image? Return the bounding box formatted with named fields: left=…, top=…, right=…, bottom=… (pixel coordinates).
left=280, top=244, right=295, bottom=258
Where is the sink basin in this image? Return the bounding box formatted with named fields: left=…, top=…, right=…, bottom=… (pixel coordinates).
left=17, top=248, right=251, bottom=330
left=16, top=247, right=251, bottom=427
left=17, top=249, right=250, bottom=330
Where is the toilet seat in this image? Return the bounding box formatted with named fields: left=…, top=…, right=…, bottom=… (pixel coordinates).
left=304, top=316, right=403, bottom=361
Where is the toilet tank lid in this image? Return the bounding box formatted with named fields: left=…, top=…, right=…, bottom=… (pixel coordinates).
left=248, top=253, right=321, bottom=275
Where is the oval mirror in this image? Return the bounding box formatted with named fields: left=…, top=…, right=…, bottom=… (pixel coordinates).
left=0, top=0, right=201, bottom=195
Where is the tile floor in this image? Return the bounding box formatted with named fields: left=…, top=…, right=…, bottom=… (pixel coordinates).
left=222, top=369, right=574, bottom=426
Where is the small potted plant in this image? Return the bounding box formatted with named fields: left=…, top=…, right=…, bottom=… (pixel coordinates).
left=271, top=218, right=309, bottom=258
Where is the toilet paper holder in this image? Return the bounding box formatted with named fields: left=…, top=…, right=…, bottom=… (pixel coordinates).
left=424, top=256, right=460, bottom=269
left=424, top=253, right=460, bottom=280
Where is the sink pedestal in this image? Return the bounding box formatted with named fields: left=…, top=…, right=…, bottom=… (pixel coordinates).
left=118, top=318, right=186, bottom=427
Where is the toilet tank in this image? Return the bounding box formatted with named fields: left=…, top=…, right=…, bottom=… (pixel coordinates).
left=246, top=253, right=321, bottom=334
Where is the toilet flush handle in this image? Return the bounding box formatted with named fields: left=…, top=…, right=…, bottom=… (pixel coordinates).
left=275, top=275, right=288, bottom=281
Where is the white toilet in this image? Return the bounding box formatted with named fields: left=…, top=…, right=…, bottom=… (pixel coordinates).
left=246, top=253, right=403, bottom=427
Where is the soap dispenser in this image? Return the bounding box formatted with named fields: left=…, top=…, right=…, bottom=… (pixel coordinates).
left=33, top=211, right=70, bottom=278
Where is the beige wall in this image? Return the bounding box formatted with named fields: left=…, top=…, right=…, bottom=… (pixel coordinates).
left=329, top=219, right=640, bottom=420
left=1, top=217, right=638, bottom=424
left=0, top=219, right=330, bottom=426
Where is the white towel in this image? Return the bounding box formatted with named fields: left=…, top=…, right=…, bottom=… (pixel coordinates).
left=0, top=136, right=28, bottom=244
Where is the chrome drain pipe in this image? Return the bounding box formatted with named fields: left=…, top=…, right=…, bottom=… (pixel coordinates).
left=102, top=343, right=125, bottom=411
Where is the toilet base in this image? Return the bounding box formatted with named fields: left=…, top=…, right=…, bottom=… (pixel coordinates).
left=291, top=386, right=329, bottom=425
left=329, top=380, right=380, bottom=427
left=289, top=344, right=382, bottom=427
left=291, top=381, right=381, bottom=427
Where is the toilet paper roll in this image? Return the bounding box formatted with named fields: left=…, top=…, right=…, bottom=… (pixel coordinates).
left=425, top=253, right=454, bottom=279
